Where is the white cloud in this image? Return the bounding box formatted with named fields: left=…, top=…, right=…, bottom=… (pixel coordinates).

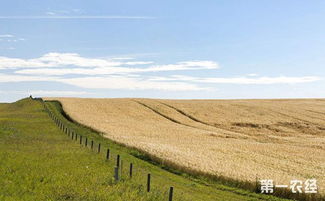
left=14, top=61, right=217, bottom=75
left=6, top=39, right=19, bottom=42
left=110, top=57, right=135, bottom=60
left=0, top=53, right=123, bottom=69
left=0, top=34, right=25, bottom=43
left=0, top=56, right=53, bottom=69
left=0, top=73, right=57, bottom=82
left=147, top=61, right=219, bottom=71
left=59, top=76, right=206, bottom=91
left=0, top=52, right=321, bottom=94
left=196, top=76, right=321, bottom=84
left=0, top=53, right=219, bottom=91
left=0, top=34, right=14, bottom=38
left=46, top=9, right=82, bottom=16
left=37, top=52, right=119, bottom=67
left=0, top=47, right=16, bottom=50
left=0, top=73, right=205, bottom=91
left=15, top=67, right=148, bottom=75
left=45, top=12, right=56, bottom=16
left=28, top=90, right=91, bottom=96
left=15, top=68, right=96, bottom=76
left=0, top=52, right=217, bottom=75
left=0, top=90, right=90, bottom=96
left=3, top=53, right=140, bottom=69
left=29, top=90, right=90, bottom=96
left=124, top=61, right=154, bottom=65
left=149, top=75, right=321, bottom=84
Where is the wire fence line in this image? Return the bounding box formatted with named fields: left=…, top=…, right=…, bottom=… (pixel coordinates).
left=38, top=98, right=174, bottom=201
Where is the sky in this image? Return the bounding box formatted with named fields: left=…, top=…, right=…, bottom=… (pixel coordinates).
left=0, top=0, right=325, bottom=102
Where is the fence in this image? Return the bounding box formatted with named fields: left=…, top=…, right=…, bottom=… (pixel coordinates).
left=34, top=97, right=325, bottom=201
left=40, top=99, right=175, bottom=201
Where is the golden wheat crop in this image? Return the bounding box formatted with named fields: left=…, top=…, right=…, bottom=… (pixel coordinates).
left=44, top=97, right=325, bottom=194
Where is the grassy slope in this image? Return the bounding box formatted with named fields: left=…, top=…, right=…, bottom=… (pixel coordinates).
left=0, top=98, right=288, bottom=201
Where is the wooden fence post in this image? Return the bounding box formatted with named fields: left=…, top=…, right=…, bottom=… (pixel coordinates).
left=98, top=143, right=101, bottom=153
left=80, top=135, right=82, bottom=144
left=116, top=155, right=120, bottom=167
left=114, top=167, right=119, bottom=182
left=91, top=140, right=94, bottom=149
left=255, top=175, right=260, bottom=193
left=129, top=163, right=133, bottom=178
left=106, top=149, right=110, bottom=160
left=71, top=132, right=74, bottom=140
left=147, top=174, right=151, bottom=192
left=85, top=138, right=88, bottom=147
left=169, top=187, right=174, bottom=201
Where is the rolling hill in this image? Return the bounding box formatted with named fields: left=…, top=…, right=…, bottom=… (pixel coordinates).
left=44, top=97, right=325, bottom=198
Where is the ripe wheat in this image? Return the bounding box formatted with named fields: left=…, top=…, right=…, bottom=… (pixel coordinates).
left=45, top=97, right=325, bottom=194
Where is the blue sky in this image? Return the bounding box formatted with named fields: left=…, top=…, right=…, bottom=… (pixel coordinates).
left=0, top=0, right=325, bottom=102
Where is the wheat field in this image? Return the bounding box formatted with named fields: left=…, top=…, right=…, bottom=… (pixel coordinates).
left=44, top=97, right=325, bottom=194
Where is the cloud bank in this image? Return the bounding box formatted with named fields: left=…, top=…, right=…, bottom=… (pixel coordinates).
left=0, top=52, right=321, bottom=92
left=149, top=75, right=321, bottom=84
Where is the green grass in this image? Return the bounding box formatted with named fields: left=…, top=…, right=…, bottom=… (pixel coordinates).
left=0, top=98, right=291, bottom=201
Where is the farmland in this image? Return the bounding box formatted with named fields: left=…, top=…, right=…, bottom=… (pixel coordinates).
left=44, top=97, right=325, bottom=198
left=0, top=98, right=289, bottom=201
